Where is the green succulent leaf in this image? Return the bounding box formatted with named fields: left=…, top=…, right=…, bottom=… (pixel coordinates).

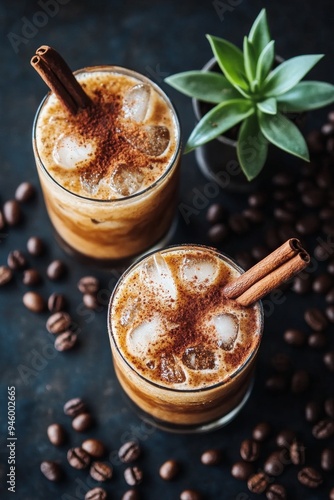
left=185, top=99, right=254, bottom=153
left=237, top=114, right=268, bottom=181
left=243, top=37, right=257, bottom=82
left=256, top=40, right=275, bottom=83
left=258, top=111, right=309, bottom=161
left=263, top=54, right=324, bottom=96
left=257, top=97, right=277, bottom=115
left=277, top=81, right=334, bottom=112
left=248, top=9, right=271, bottom=60
left=206, top=35, right=248, bottom=90
left=164, top=71, right=240, bottom=104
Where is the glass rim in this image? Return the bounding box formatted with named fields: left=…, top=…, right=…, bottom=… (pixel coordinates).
left=107, top=243, right=264, bottom=394
left=32, top=64, right=182, bottom=204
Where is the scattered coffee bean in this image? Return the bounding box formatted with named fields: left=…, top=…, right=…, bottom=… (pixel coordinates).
left=47, top=423, right=66, bottom=446
left=0, top=265, right=13, bottom=286
left=321, top=448, right=334, bottom=471
left=304, top=308, right=328, bottom=331
left=291, top=369, right=310, bottom=393
left=231, top=461, right=254, bottom=481
left=0, top=208, right=5, bottom=230
left=7, top=250, right=27, bottom=270
left=312, top=418, right=334, bottom=439
left=324, top=351, right=334, bottom=371
left=78, top=276, right=100, bottom=294
left=265, top=375, right=286, bottom=392
left=228, top=213, right=250, bottom=234
left=297, top=466, right=323, bottom=488
left=85, top=487, right=107, bottom=500
left=83, top=293, right=100, bottom=310
left=326, top=305, right=334, bottom=322
left=3, top=199, right=21, bottom=225
left=270, top=353, right=291, bottom=373
left=302, top=188, right=324, bottom=207
left=325, top=397, right=334, bottom=418
left=242, top=207, right=264, bottom=224
left=40, top=460, right=62, bottom=481
left=22, top=268, right=41, bottom=286
left=15, top=182, right=35, bottom=202
left=247, top=471, right=269, bottom=494
left=206, top=203, right=225, bottom=223
left=54, top=331, right=77, bottom=351
left=180, top=490, right=202, bottom=500
left=252, top=422, right=271, bottom=442
left=67, top=447, right=91, bottom=469
left=46, top=311, right=72, bottom=334
left=90, top=461, right=113, bottom=481
left=329, top=487, right=334, bottom=500
left=276, top=429, right=296, bottom=449
left=296, top=214, right=320, bottom=235
left=27, top=236, right=45, bottom=256
left=251, top=245, right=268, bottom=261
left=64, top=397, right=87, bottom=417
left=312, top=273, right=333, bottom=294
left=248, top=192, right=267, bottom=207
left=292, top=274, right=312, bottom=294
left=72, top=412, right=93, bottom=432
left=159, top=459, right=180, bottom=480
left=328, top=262, right=334, bottom=275
left=290, top=439, right=305, bottom=465
left=240, top=439, right=260, bottom=462
left=273, top=172, right=294, bottom=186
left=308, top=332, right=327, bottom=349
left=82, top=439, right=105, bottom=458
left=305, top=401, right=322, bottom=422
left=283, top=328, right=305, bottom=346
left=266, top=483, right=287, bottom=500
left=23, top=291, right=45, bottom=313
left=207, top=223, right=228, bottom=243
left=118, top=441, right=141, bottom=463
left=200, top=449, right=222, bottom=466
left=326, top=287, right=334, bottom=303
left=47, top=259, right=66, bottom=280
left=314, top=243, right=331, bottom=261
left=48, top=292, right=66, bottom=313
left=274, top=207, right=295, bottom=223
left=263, top=451, right=285, bottom=477
left=122, top=490, right=140, bottom=500
left=124, top=466, right=143, bottom=486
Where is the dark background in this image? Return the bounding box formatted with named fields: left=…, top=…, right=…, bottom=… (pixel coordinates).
left=0, top=0, right=334, bottom=499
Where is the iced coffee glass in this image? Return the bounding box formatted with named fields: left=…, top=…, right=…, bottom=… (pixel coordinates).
left=32, top=66, right=181, bottom=265
left=108, top=244, right=264, bottom=433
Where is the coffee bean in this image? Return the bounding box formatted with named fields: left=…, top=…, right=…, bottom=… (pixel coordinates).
left=64, top=397, right=87, bottom=417
left=85, top=487, right=107, bottom=500
left=265, top=375, right=287, bottom=392
left=122, top=490, right=140, bottom=500
left=324, top=351, right=334, bottom=371
left=82, top=439, right=105, bottom=458
left=290, top=439, right=305, bottom=465
left=248, top=192, right=267, bottom=207
left=67, top=447, right=90, bottom=469
left=302, top=188, right=324, bottom=207
left=247, top=472, right=269, bottom=494
left=22, top=268, right=41, bottom=286
left=46, top=311, right=72, bottom=334
left=118, top=441, right=141, bottom=463
left=180, top=490, right=202, bottom=500
left=325, top=397, right=334, bottom=418
left=270, top=353, right=291, bottom=373
left=228, top=213, right=250, bottom=234
left=264, top=451, right=285, bottom=476
left=308, top=332, right=327, bottom=349
left=251, top=245, right=268, bottom=262
left=235, top=251, right=255, bottom=271
left=252, top=422, right=271, bottom=442
left=240, top=439, right=260, bottom=462
left=72, top=412, right=93, bottom=432
left=326, top=305, right=334, bottom=322
left=292, top=274, right=312, bottom=294
left=291, top=369, right=310, bottom=393
left=15, top=182, right=35, bottom=202
left=273, top=188, right=293, bottom=201
left=283, top=328, right=305, bottom=347
left=47, top=259, right=66, bottom=280
left=266, top=483, right=287, bottom=500
left=7, top=250, right=27, bottom=270
left=321, top=448, right=334, bottom=471
left=207, top=223, right=228, bottom=243
left=83, top=293, right=100, bottom=310
left=0, top=208, right=5, bottom=230
left=312, top=418, right=334, bottom=439
left=313, top=273, right=333, bottom=294
left=27, top=236, right=45, bottom=256
left=200, top=449, right=222, bottom=465
left=78, top=276, right=100, bottom=294
left=305, top=401, right=322, bottom=422
left=23, top=291, right=45, bottom=313
left=272, top=172, right=294, bottom=187
left=90, top=461, right=113, bottom=481
left=206, top=203, right=226, bottom=223
left=40, top=460, right=62, bottom=481
left=274, top=207, right=295, bottom=223
left=326, top=287, right=334, bottom=303
left=304, top=308, right=328, bottom=331
left=54, top=331, right=78, bottom=351
left=159, top=459, right=180, bottom=479
left=242, top=207, right=264, bottom=224
left=296, top=214, right=320, bottom=235
left=3, top=199, right=21, bottom=225
left=47, top=423, right=66, bottom=446
left=314, top=244, right=331, bottom=261
left=231, top=461, right=254, bottom=481
left=48, top=292, right=66, bottom=313
left=124, top=466, right=143, bottom=486
left=0, top=265, right=13, bottom=286
left=330, top=487, right=334, bottom=500
left=297, top=466, right=323, bottom=488
left=276, top=429, right=296, bottom=449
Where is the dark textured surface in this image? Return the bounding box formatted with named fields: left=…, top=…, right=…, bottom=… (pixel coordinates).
left=0, top=1, right=334, bottom=499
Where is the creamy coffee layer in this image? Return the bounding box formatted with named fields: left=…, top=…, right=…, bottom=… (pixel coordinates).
left=35, top=68, right=178, bottom=200
left=110, top=247, right=261, bottom=390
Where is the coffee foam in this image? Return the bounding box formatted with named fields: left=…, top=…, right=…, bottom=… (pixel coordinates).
left=110, top=247, right=262, bottom=390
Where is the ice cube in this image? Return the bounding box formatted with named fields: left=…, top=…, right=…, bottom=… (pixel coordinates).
left=110, top=163, right=144, bottom=196
left=182, top=346, right=216, bottom=370
left=124, top=125, right=170, bottom=156
left=141, top=254, right=177, bottom=301
left=181, top=256, right=219, bottom=291
left=159, top=353, right=185, bottom=384
left=80, top=170, right=102, bottom=195
left=123, top=83, right=151, bottom=122
left=53, top=134, right=94, bottom=169
left=120, top=297, right=142, bottom=326
left=127, top=315, right=163, bottom=358
left=212, top=313, right=239, bottom=351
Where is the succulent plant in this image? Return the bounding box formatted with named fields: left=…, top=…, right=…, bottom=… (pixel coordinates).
left=165, top=9, right=334, bottom=180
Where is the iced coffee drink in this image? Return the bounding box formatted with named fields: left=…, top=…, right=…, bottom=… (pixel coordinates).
left=108, top=244, right=263, bottom=432
left=32, top=65, right=181, bottom=263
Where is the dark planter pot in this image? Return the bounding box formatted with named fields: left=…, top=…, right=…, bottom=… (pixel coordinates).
left=192, top=57, right=306, bottom=193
